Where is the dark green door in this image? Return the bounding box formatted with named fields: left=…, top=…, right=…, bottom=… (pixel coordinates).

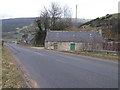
left=70, top=43, right=75, bottom=50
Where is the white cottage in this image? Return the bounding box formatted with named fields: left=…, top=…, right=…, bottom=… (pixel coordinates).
left=45, top=31, right=103, bottom=51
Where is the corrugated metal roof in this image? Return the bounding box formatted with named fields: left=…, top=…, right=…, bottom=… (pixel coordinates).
left=45, top=31, right=103, bottom=43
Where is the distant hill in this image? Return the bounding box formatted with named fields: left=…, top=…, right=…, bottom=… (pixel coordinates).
left=79, top=13, right=119, bottom=39
left=2, top=18, right=36, bottom=32
left=2, top=17, right=90, bottom=33
left=2, top=17, right=90, bottom=40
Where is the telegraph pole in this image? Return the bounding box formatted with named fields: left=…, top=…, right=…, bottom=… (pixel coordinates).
left=75, top=4, right=78, bottom=25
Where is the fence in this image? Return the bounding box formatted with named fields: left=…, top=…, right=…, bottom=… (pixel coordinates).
left=86, top=49, right=120, bottom=54
left=103, top=40, right=120, bottom=51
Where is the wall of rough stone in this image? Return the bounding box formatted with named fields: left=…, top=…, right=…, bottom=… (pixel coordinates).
left=45, top=42, right=103, bottom=51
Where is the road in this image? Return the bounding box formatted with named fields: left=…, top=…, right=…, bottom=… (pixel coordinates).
left=6, top=43, right=118, bottom=88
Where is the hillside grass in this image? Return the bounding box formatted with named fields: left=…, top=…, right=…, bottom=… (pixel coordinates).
left=79, top=13, right=119, bottom=39
left=2, top=46, right=25, bottom=88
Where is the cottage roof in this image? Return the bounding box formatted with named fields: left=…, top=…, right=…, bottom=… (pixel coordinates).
left=45, top=31, right=103, bottom=43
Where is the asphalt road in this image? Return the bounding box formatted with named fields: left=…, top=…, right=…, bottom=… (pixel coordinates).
left=6, top=43, right=118, bottom=88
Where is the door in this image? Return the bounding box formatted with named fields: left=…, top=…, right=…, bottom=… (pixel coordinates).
left=53, top=43, right=58, bottom=50
left=70, top=43, right=75, bottom=50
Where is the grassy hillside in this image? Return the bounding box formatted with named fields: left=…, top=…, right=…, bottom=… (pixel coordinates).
left=2, top=18, right=36, bottom=40
left=2, top=17, right=89, bottom=33
left=79, top=13, right=119, bottom=39
left=2, top=18, right=36, bottom=32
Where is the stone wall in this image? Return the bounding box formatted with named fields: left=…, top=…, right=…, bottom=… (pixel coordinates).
left=45, top=42, right=103, bottom=51
left=45, top=42, right=70, bottom=51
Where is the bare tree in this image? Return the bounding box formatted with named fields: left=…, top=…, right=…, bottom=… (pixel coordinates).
left=40, top=7, right=50, bottom=31
left=36, top=2, right=72, bottom=31
left=63, top=6, right=71, bottom=19
left=49, top=2, right=63, bottom=30
left=61, top=5, right=72, bottom=30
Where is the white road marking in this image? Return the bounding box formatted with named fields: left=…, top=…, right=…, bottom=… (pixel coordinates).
left=55, top=59, right=68, bottom=63
left=33, top=52, right=46, bottom=56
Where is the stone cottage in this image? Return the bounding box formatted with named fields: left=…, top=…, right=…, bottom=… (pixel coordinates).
left=45, top=31, right=103, bottom=51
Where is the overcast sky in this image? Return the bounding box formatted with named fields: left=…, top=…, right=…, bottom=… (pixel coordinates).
left=0, top=0, right=119, bottom=19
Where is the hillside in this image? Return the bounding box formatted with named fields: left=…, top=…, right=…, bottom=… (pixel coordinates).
left=2, top=17, right=90, bottom=40
left=2, top=18, right=89, bottom=33
left=79, top=13, right=119, bottom=39
left=2, top=18, right=36, bottom=40
left=2, top=18, right=36, bottom=32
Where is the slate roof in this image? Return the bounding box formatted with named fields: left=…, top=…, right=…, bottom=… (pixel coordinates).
left=45, top=31, right=103, bottom=43
left=27, top=35, right=35, bottom=41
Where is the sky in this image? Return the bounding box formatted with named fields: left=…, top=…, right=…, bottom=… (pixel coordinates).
left=0, top=0, right=119, bottom=19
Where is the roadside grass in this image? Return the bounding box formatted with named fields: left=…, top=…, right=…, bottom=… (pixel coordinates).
left=19, top=43, right=44, bottom=49
left=19, top=43, right=34, bottom=47
left=2, top=46, right=25, bottom=88
left=21, top=43, right=44, bottom=47
left=62, top=50, right=118, bottom=60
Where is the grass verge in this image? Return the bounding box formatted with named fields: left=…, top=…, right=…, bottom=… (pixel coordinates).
left=2, top=46, right=25, bottom=88
left=62, top=50, right=118, bottom=60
